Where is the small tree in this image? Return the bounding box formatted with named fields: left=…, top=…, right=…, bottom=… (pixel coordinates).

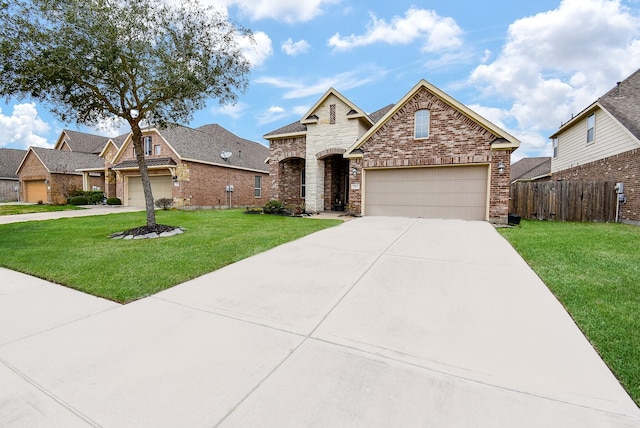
left=0, top=0, right=252, bottom=228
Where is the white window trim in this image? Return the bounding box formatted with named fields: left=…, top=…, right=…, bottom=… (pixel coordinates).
left=414, top=109, right=430, bottom=139
left=143, top=136, right=152, bottom=156
left=254, top=176, right=262, bottom=198
left=586, top=113, right=595, bottom=144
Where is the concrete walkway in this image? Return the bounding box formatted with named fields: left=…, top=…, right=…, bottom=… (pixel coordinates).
left=0, top=205, right=144, bottom=225
left=0, top=217, right=638, bottom=427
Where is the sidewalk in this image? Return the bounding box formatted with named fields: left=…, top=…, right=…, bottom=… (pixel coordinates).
left=0, top=205, right=144, bottom=225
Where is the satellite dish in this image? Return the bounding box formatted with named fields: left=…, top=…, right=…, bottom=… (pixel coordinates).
left=220, top=151, right=232, bottom=160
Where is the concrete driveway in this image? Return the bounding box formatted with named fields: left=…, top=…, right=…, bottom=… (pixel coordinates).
left=1, top=217, right=638, bottom=427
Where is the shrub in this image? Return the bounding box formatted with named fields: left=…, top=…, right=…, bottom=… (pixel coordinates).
left=106, top=197, right=122, bottom=205
left=155, top=198, right=174, bottom=210
left=83, top=190, right=105, bottom=205
left=263, top=200, right=286, bottom=215
left=69, top=195, right=89, bottom=205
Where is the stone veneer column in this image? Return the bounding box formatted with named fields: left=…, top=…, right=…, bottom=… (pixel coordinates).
left=305, top=157, right=324, bottom=212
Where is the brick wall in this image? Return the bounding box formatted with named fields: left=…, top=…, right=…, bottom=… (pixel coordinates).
left=552, top=148, right=640, bottom=222
left=268, top=136, right=306, bottom=203
left=355, top=86, right=512, bottom=222
left=178, top=162, right=269, bottom=208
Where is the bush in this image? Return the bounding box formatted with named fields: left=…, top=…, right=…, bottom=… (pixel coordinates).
left=155, top=198, right=174, bottom=210
left=83, top=190, right=104, bottom=205
left=263, top=200, right=286, bottom=215
left=69, top=195, right=89, bottom=205
left=106, top=197, right=122, bottom=205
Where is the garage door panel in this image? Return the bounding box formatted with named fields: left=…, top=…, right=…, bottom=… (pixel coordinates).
left=127, top=176, right=172, bottom=207
left=25, top=181, right=47, bottom=203
left=364, top=166, right=488, bottom=220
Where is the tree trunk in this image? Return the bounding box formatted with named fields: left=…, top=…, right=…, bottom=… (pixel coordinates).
left=130, top=124, right=156, bottom=227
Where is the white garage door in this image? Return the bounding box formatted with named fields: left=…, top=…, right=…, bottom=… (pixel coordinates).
left=364, top=165, right=488, bottom=220
left=127, top=175, right=173, bottom=207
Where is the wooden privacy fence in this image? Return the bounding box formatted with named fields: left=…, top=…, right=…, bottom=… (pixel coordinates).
left=510, top=181, right=618, bottom=222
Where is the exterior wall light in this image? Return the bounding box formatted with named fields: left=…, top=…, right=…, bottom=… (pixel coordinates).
left=351, top=167, right=358, bottom=176
left=497, top=162, right=505, bottom=174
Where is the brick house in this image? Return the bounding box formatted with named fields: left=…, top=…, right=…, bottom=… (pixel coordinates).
left=16, top=124, right=269, bottom=208
left=550, top=68, right=640, bottom=223
left=108, top=124, right=269, bottom=208
left=0, top=148, right=26, bottom=201
left=16, top=146, right=105, bottom=204
left=266, top=80, right=519, bottom=222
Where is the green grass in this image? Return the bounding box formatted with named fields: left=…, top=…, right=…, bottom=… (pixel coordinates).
left=499, top=220, right=640, bottom=406
left=0, top=204, right=84, bottom=215
left=0, top=209, right=341, bottom=304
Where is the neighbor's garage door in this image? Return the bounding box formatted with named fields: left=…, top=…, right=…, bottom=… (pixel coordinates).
left=127, top=175, right=173, bottom=207
left=364, top=165, right=488, bottom=220
left=24, top=180, right=47, bottom=203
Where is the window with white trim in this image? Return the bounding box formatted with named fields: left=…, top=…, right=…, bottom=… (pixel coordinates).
left=143, top=136, right=152, bottom=155
left=552, top=137, right=559, bottom=158
left=586, top=113, right=595, bottom=144
left=154, top=144, right=161, bottom=155
left=254, top=176, right=262, bottom=198
left=414, top=109, right=430, bottom=139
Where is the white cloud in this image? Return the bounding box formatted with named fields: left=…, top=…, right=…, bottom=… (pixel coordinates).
left=470, top=0, right=640, bottom=139
left=281, top=38, right=311, bottom=56
left=211, top=102, right=249, bottom=120
left=255, top=67, right=388, bottom=99
left=328, top=8, right=463, bottom=53
left=257, top=106, right=289, bottom=125
left=0, top=103, right=51, bottom=149
left=238, top=30, right=273, bottom=67
left=207, top=0, right=337, bottom=23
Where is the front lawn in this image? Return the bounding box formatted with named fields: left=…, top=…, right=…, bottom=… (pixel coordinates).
left=0, top=209, right=341, bottom=303
left=499, top=220, right=640, bottom=406
left=0, top=204, right=84, bottom=215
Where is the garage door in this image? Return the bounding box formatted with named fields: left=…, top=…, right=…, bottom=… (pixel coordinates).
left=24, top=180, right=47, bottom=203
left=127, top=175, right=173, bottom=207
left=364, top=165, right=488, bottom=220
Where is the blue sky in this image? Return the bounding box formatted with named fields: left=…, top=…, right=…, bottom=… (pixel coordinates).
left=2, top=0, right=640, bottom=162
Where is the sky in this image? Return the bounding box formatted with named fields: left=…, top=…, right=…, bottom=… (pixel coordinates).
left=2, top=0, right=640, bottom=162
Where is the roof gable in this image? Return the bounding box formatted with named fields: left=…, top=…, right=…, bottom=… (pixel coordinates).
left=346, top=79, right=520, bottom=157
left=510, top=157, right=551, bottom=182
left=54, top=129, right=111, bottom=154
left=300, top=87, right=373, bottom=126
left=22, top=147, right=104, bottom=174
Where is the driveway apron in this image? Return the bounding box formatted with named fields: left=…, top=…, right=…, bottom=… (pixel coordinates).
left=0, top=217, right=638, bottom=427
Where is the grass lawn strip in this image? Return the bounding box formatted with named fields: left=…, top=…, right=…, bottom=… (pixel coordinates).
left=498, top=220, right=640, bottom=407
left=0, top=204, right=84, bottom=215
left=0, top=209, right=341, bottom=303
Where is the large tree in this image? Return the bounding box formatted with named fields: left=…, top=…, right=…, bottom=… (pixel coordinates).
left=0, top=0, right=252, bottom=227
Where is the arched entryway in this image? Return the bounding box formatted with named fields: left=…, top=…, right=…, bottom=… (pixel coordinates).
left=322, top=154, right=349, bottom=211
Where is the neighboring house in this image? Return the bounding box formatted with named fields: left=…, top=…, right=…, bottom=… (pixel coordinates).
left=16, top=147, right=105, bottom=204
left=16, top=124, right=269, bottom=208
left=0, top=148, right=26, bottom=201
left=510, top=157, right=551, bottom=183
left=107, top=124, right=269, bottom=208
left=265, top=80, right=519, bottom=222
left=550, top=68, right=640, bottom=222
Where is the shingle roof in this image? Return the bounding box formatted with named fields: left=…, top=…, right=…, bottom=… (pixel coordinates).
left=112, top=157, right=177, bottom=170
left=0, top=148, right=27, bottom=179
left=31, top=147, right=104, bottom=173
left=263, top=103, right=395, bottom=138
left=598, top=68, right=640, bottom=141
left=510, top=157, right=551, bottom=182
left=157, top=124, right=268, bottom=172
left=62, top=130, right=112, bottom=154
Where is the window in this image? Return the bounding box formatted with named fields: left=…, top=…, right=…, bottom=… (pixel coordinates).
left=143, top=136, right=152, bottom=155
left=414, top=109, right=430, bottom=139
left=552, top=137, right=559, bottom=158
left=154, top=144, right=161, bottom=155
left=300, top=168, right=306, bottom=198
left=586, top=113, right=595, bottom=144
left=254, top=176, right=261, bottom=198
